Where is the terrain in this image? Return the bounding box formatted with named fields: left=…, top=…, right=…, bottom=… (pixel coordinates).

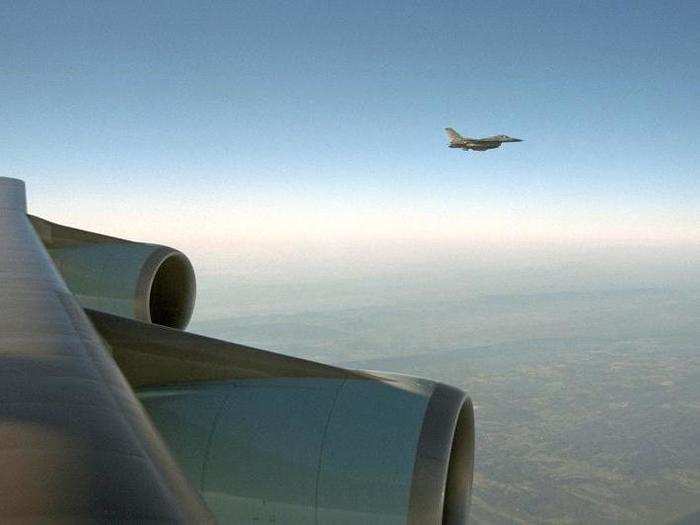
left=190, top=281, right=700, bottom=524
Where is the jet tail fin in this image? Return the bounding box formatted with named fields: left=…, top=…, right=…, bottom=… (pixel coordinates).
left=445, top=128, right=466, bottom=143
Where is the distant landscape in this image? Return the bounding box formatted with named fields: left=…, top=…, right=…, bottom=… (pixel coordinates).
left=190, top=277, right=700, bottom=524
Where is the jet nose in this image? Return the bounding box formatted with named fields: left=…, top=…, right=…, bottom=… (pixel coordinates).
left=510, top=137, right=523, bottom=142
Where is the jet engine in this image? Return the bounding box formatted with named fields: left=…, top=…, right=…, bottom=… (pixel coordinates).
left=30, top=216, right=196, bottom=329
left=29, top=214, right=475, bottom=524
left=89, top=310, right=475, bottom=525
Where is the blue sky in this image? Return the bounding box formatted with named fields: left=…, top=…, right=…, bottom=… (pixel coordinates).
left=2, top=1, right=698, bottom=254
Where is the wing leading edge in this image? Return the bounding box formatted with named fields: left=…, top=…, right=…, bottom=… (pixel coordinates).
left=0, top=177, right=213, bottom=522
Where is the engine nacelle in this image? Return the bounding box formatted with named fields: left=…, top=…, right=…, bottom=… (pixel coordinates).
left=138, top=375, right=473, bottom=524
left=87, top=309, right=475, bottom=525
left=30, top=216, right=196, bottom=329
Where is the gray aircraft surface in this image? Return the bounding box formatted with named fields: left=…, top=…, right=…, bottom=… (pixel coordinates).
left=0, top=176, right=474, bottom=524
left=445, top=127, right=522, bottom=151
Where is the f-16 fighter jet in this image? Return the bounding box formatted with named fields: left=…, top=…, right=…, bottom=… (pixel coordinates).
left=445, top=128, right=522, bottom=152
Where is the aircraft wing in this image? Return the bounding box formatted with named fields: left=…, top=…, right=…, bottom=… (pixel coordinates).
left=0, top=177, right=475, bottom=524
left=0, top=178, right=213, bottom=522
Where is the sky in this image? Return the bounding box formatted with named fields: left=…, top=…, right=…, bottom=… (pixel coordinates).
left=1, top=1, right=699, bottom=280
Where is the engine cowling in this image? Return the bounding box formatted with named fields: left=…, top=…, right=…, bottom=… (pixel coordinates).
left=30, top=216, right=196, bottom=329
left=138, top=376, right=473, bottom=524
left=89, top=310, right=475, bottom=525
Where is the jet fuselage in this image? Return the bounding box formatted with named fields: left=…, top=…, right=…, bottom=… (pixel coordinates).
left=445, top=128, right=522, bottom=152
left=449, top=141, right=501, bottom=151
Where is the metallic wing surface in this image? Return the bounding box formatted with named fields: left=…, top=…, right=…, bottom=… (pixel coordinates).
left=0, top=177, right=213, bottom=522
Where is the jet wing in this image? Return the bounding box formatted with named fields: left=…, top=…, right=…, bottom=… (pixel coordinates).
left=0, top=178, right=213, bottom=522
left=1, top=176, right=475, bottom=524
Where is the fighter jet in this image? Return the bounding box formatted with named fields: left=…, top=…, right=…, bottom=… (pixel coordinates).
left=445, top=127, right=522, bottom=152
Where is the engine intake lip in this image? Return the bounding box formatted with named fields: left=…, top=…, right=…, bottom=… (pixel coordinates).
left=407, top=383, right=475, bottom=525
left=135, top=246, right=196, bottom=329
